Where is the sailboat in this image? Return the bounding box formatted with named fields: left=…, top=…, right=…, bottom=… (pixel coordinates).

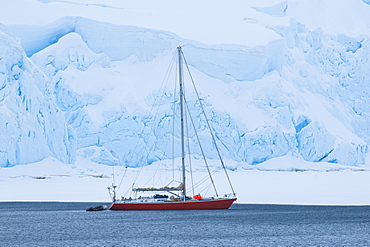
left=108, top=46, right=237, bottom=210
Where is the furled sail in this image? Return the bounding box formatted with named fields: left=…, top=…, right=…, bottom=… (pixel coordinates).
left=132, top=184, right=183, bottom=192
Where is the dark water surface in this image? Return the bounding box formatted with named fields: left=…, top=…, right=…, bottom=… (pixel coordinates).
left=0, top=202, right=369, bottom=246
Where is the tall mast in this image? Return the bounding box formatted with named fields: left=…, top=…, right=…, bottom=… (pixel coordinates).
left=178, top=46, right=186, bottom=199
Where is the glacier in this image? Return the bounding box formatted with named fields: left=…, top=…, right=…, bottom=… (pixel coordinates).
left=0, top=0, right=369, bottom=171
left=0, top=25, right=76, bottom=167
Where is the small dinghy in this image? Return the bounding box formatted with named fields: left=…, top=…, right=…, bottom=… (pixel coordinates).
left=86, top=205, right=108, bottom=211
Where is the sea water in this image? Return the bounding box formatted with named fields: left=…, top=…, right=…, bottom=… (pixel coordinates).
left=0, top=202, right=369, bottom=246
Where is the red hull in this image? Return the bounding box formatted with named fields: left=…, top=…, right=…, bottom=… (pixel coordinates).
left=109, top=198, right=236, bottom=210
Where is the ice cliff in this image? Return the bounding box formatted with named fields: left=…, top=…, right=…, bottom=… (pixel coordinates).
left=0, top=25, right=75, bottom=167
left=1, top=1, right=369, bottom=168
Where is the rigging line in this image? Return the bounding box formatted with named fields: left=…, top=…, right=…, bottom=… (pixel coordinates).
left=117, top=53, right=176, bottom=193
left=186, top=154, right=224, bottom=190
left=165, top=179, right=181, bottom=186
left=141, top=144, right=173, bottom=189
left=133, top=126, right=163, bottom=188
left=192, top=166, right=229, bottom=193
left=189, top=166, right=223, bottom=191
left=183, top=96, right=218, bottom=197
left=184, top=98, right=195, bottom=196
left=131, top=165, right=143, bottom=192
left=153, top=140, right=173, bottom=186
left=189, top=175, right=214, bottom=197
left=154, top=91, right=181, bottom=186
left=116, top=166, right=129, bottom=198
left=139, top=85, right=180, bottom=185
left=188, top=160, right=223, bottom=187
left=204, top=182, right=212, bottom=197
left=112, top=163, right=116, bottom=187
left=141, top=57, right=177, bottom=160
left=190, top=170, right=217, bottom=191
left=171, top=72, right=178, bottom=181
left=193, top=181, right=212, bottom=197
left=181, top=50, right=236, bottom=197
left=145, top=107, right=178, bottom=188
left=144, top=157, right=162, bottom=188
left=194, top=168, right=225, bottom=190
left=171, top=60, right=180, bottom=182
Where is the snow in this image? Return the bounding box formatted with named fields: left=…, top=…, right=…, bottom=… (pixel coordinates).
left=1, top=155, right=369, bottom=205
left=286, top=0, right=370, bottom=38
left=1, top=0, right=282, bottom=46
left=0, top=0, right=370, bottom=205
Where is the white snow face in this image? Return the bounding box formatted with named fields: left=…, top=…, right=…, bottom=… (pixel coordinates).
left=1, top=0, right=370, bottom=168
